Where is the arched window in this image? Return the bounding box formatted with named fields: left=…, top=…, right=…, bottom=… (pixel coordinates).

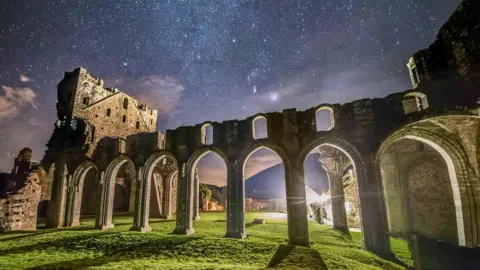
left=407, top=57, right=420, bottom=89
left=201, top=123, right=213, bottom=145
left=123, top=97, right=128, bottom=110
left=122, top=115, right=126, bottom=123
left=252, top=116, right=268, bottom=139
left=136, top=121, right=140, bottom=129
left=403, top=92, right=429, bottom=114
left=315, top=107, right=334, bottom=131
left=82, top=96, right=90, bottom=105
left=106, top=108, right=111, bottom=117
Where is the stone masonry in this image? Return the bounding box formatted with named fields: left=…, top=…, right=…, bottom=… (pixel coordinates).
left=3, top=2, right=480, bottom=269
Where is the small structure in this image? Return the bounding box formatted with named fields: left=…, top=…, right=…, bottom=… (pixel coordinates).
left=253, top=218, right=265, bottom=225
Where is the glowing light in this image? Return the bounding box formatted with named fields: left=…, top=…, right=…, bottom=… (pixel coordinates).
left=253, top=85, right=257, bottom=94
left=264, top=212, right=287, bottom=219
left=269, top=92, right=279, bottom=102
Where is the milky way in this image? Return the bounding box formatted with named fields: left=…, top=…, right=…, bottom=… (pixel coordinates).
left=0, top=0, right=462, bottom=175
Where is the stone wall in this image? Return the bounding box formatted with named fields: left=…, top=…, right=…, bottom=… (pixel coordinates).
left=380, top=139, right=458, bottom=243
left=61, top=68, right=158, bottom=145
left=0, top=171, right=41, bottom=232
left=409, top=0, right=480, bottom=86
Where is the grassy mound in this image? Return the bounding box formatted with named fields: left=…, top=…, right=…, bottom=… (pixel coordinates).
left=0, top=212, right=411, bottom=269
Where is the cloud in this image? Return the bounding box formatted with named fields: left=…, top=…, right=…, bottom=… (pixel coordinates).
left=0, top=84, right=49, bottom=172
left=110, top=76, right=185, bottom=115
left=20, top=74, right=32, bottom=82
left=0, top=85, right=37, bottom=119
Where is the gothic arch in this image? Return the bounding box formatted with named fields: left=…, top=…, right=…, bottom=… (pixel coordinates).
left=234, top=141, right=291, bottom=240
left=238, top=141, right=290, bottom=172
left=177, top=146, right=229, bottom=233
left=67, top=160, right=98, bottom=227
left=377, top=126, right=477, bottom=247
left=133, top=151, right=177, bottom=231
left=96, top=155, right=136, bottom=230
left=299, top=136, right=391, bottom=254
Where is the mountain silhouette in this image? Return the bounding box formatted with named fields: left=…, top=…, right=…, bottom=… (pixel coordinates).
left=245, top=153, right=328, bottom=199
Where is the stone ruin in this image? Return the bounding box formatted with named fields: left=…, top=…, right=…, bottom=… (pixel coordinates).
left=0, top=148, right=42, bottom=232
left=0, top=1, right=479, bottom=268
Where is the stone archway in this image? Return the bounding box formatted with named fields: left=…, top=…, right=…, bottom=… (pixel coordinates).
left=174, top=146, right=229, bottom=235
left=96, top=155, right=136, bottom=230
left=377, top=127, right=477, bottom=247
left=66, top=160, right=98, bottom=227
left=133, top=151, right=177, bottom=232
left=299, top=136, right=392, bottom=257
left=235, top=141, right=295, bottom=242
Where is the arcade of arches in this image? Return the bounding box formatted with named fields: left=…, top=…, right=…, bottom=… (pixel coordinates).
left=3, top=70, right=480, bottom=268
left=36, top=112, right=480, bottom=258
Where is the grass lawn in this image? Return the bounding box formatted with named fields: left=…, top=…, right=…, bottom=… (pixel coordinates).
left=0, top=212, right=412, bottom=269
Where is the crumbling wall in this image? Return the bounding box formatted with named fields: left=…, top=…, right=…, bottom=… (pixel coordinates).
left=380, top=139, right=458, bottom=243
left=0, top=171, right=41, bottom=231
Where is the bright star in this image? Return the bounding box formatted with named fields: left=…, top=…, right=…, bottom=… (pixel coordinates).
left=123, top=62, right=128, bottom=66
left=269, top=92, right=279, bottom=102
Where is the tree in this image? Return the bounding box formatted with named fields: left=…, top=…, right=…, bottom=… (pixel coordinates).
left=199, top=183, right=212, bottom=211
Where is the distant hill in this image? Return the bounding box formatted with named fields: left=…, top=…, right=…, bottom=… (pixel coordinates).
left=245, top=153, right=328, bottom=199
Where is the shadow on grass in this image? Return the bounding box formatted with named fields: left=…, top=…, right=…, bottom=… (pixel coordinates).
left=267, top=244, right=328, bottom=269
left=0, top=224, right=98, bottom=242
left=149, top=219, right=176, bottom=224
left=2, top=230, right=203, bottom=269
left=245, top=223, right=261, bottom=228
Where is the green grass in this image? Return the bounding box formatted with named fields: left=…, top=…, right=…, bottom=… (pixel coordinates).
left=0, top=212, right=411, bottom=269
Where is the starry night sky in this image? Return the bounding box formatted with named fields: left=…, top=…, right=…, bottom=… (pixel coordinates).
left=0, top=0, right=462, bottom=183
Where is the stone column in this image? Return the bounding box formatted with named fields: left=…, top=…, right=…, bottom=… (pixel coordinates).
left=161, top=173, right=174, bottom=219
left=285, top=159, right=310, bottom=246
left=160, top=163, right=177, bottom=219
left=193, top=167, right=200, bottom=220
left=360, top=158, right=394, bottom=259
left=64, top=175, right=75, bottom=227
left=319, top=148, right=349, bottom=233
left=225, top=161, right=245, bottom=238
left=95, top=171, right=114, bottom=230
left=173, top=162, right=195, bottom=235
left=131, top=166, right=152, bottom=232
left=46, top=157, right=69, bottom=229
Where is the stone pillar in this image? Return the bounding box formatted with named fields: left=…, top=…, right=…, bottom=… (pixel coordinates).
left=46, top=157, right=69, bottom=229
left=361, top=158, right=394, bottom=258
left=161, top=173, right=174, bottom=219
left=131, top=166, right=152, bottom=232
left=173, top=162, right=195, bottom=235
left=64, top=175, right=76, bottom=227
left=319, top=148, right=349, bottom=233
left=285, top=159, right=310, bottom=246
left=225, top=162, right=245, bottom=238
left=160, top=164, right=177, bottom=219
left=193, top=167, right=200, bottom=220
left=95, top=171, right=114, bottom=230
